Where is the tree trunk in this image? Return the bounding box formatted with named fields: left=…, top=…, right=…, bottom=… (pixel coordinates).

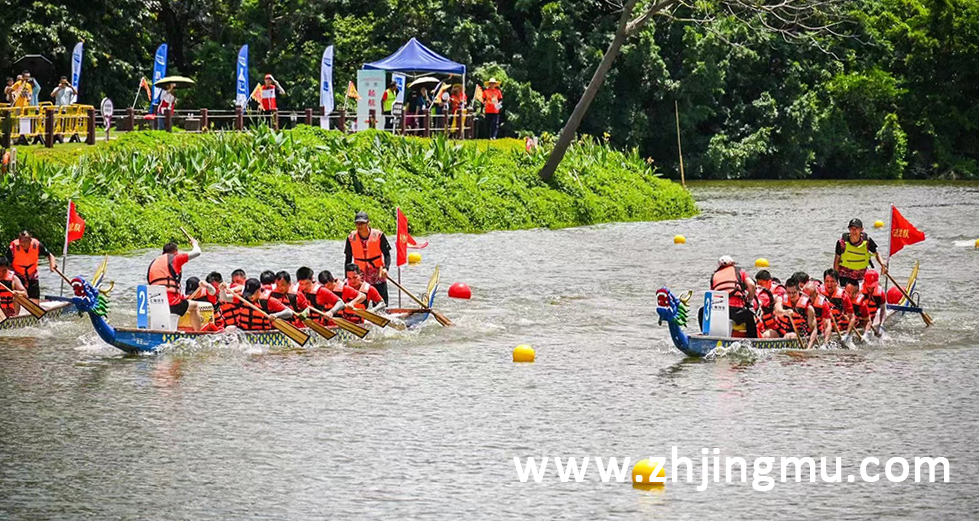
left=538, top=0, right=679, bottom=181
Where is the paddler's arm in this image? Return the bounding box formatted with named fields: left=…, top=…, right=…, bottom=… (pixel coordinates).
left=774, top=296, right=790, bottom=318
left=186, top=239, right=201, bottom=260
left=806, top=307, right=818, bottom=348
left=270, top=308, right=293, bottom=320
left=379, top=233, right=392, bottom=279
left=345, top=290, right=366, bottom=309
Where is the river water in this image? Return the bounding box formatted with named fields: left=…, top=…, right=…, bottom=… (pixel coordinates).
left=2, top=181, right=977, bottom=519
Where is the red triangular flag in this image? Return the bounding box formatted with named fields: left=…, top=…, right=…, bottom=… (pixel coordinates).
left=396, top=207, right=409, bottom=267
left=66, top=201, right=86, bottom=243
left=889, top=205, right=924, bottom=257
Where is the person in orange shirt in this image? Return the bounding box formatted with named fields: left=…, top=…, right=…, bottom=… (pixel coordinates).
left=483, top=78, right=503, bottom=139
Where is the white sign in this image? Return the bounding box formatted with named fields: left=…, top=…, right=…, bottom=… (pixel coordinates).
left=100, top=98, right=114, bottom=130
left=704, top=291, right=731, bottom=337
left=145, top=285, right=174, bottom=331
left=392, top=73, right=406, bottom=116
left=356, top=69, right=385, bottom=131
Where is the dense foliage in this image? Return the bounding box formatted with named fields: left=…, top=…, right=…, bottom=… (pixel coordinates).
left=2, top=0, right=976, bottom=179
left=0, top=128, right=696, bottom=253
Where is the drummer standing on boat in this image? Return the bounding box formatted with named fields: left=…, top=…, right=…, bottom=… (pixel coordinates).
left=344, top=211, right=392, bottom=305
left=146, top=239, right=204, bottom=331
left=834, top=218, right=887, bottom=288
left=6, top=231, right=57, bottom=301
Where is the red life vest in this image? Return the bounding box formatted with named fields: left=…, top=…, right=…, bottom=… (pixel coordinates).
left=825, top=287, right=851, bottom=331
left=860, top=286, right=885, bottom=321
left=348, top=229, right=385, bottom=280
left=303, top=283, right=321, bottom=310
left=270, top=289, right=305, bottom=327
left=789, top=295, right=811, bottom=337
left=9, top=239, right=40, bottom=280
left=756, top=286, right=783, bottom=335
left=233, top=299, right=274, bottom=331
left=0, top=271, right=16, bottom=314
left=810, top=294, right=829, bottom=334
left=146, top=254, right=182, bottom=295
left=260, top=84, right=277, bottom=111
left=710, top=265, right=748, bottom=308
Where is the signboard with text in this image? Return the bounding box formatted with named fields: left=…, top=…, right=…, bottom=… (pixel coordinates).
left=356, top=69, right=385, bottom=132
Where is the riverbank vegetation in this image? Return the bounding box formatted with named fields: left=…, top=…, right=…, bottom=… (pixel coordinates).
left=1, top=128, right=696, bottom=253
left=4, top=0, right=977, bottom=179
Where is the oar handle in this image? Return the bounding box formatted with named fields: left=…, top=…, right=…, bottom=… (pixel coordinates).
left=884, top=272, right=918, bottom=306
left=51, top=265, right=74, bottom=286
left=787, top=310, right=808, bottom=350
left=179, top=226, right=196, bottom=244
left=231, top=291, right=271, bottom=319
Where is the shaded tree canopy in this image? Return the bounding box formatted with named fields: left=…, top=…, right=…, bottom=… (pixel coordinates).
left=2, top=0, right=976, bottom=179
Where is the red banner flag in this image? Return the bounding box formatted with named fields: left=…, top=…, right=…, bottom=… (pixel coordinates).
left=66, top=201, right=86, bottom=244
left=889, top=205, right=924, bottom=257
left=395, top=208, right=429, bottom=267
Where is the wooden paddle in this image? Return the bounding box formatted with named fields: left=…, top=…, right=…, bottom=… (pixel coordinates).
left=884, top=272, right=933, bottom=326
left=306, top=307, right=369, bottom=338
left=299, top=315, right=337, bottom=340
left=0, top=281, right=46, bottom=319
left=351, top=308, right=390, bottom=328
left=786, top=311, right=808, bottom=350
left=386, top=277, right=452, bottom=326
left=231, top=292, right=309, bottom=347
left=179, top=226, right=196, bottom=244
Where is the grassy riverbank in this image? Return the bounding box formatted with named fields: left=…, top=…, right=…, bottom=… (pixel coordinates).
left=2, top=127, right=696, bottom=253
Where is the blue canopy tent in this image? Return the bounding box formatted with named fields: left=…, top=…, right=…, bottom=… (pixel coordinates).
left=363, top=38, right=466, bottom=87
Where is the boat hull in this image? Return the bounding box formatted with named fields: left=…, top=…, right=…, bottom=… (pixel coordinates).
left=108, top=325, right=359, bottom=353
left=0, top=301, right=75, bottom=331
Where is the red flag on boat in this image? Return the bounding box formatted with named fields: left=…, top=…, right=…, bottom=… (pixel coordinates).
left=889, top=205, right=925, bottom=257
left=66, top=200, right=86, bottom=244
left=396, top=208, right=428, bottom=267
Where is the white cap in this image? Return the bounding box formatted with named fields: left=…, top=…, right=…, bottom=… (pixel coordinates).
left=718, top=255, right=735, bottom=267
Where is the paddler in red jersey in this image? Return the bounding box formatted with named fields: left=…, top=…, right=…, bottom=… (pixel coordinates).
left=345, top=264, right=385, bottom=311
left=857, top=269, right=886, bottom=336
left=821, top=269, right=855, bottom=336
left=778, top=276, right=817, bottom=348
left=309, top=270, right=346, bottom=324
left=803, top=282, right=833, bottom=345
left=843, top=280, right=869, bottom=337
left=754, top=270, right=786, bottom=338
left=146, top=239, right=204, bottom=331
left=336, top=264, right=383, bottom=323
left=232, top=278, right=294, bottom=331
left=270, top=270, right=311, bottom=326
left=0, top=257, right=29, bottom=318
left=708, top=255, right=757, bottom=337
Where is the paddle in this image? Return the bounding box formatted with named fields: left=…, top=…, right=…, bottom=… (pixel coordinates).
left=828, top=314, right=855, bottom=349
left=352, top=308, right=393, bottom=328
left=786, top=310, right=808, bottom=350
left=230, top=292, right=309, bottom=347
left=299, top=314, right=337, bottom=340
left=884, top=272, right=933, bottom=326
left=306, top=307, right=369, bottom=338
left=0, top=282, right=46, bottom=319
left=386, top=277, right=452, bottom=326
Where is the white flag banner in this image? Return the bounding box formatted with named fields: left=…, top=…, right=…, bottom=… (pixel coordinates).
left=320, top=45, right=335, bottom=129
left=70, top=42, right=83, bottom=103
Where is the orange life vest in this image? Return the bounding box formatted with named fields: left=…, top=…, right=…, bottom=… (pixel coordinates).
left=9, top=239, right=40, bottom=280
left=789, top=295, right=812, bottom=337
left=756, top=287, right=783, bottom=335
left=0, top=271, right=16, bottom=314
left=146, top=254, right=181, bottom=295
left=860, top=286, right=885, bottom=321
left=233, top=299, right=274, bottom=331
left=810, top=294, right=829, bottom=334
left=303, top=283, right=321, bottom=310
left=710, top=265, right=748, bottom=308
left=348, top=229, right=385, bottom=276
left=824, top=287, right=851, bottom=331
left=270, top=289, right=305, bottom=327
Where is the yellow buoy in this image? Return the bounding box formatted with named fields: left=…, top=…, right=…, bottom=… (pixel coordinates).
left=512, top=344, right=535, bottom=363
left=408, top=252, right=422, bottom=264
left=755, top=258, right=770, bottom=268
left=631, top=459, right=666, bottom=488
left=673, top=235, right=686, bottom=244
left=975, top=238, right=979, bottom=249
left=874, top=220, right=885, bottom=228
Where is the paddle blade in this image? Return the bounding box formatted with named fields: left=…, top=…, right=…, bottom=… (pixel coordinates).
left=331, top=316, right=369, bottom=338
left=302, top=317, right=337, bottom=340
left=353, top=309, right=390, bottom=328
left=271, top=317, right=309, bottom=347
left=922, top=312, right=934, bottom=327
left=432, top=310, right=453, bottom=327
left=13, top=294, right=46, bottom=319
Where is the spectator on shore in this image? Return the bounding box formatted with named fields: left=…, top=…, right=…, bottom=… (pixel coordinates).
left=257, top=74, right=285, bottom=112
left=23, top=71, right=41, bottom=106
left=483, top=78, right=503, bottom=140
left=51, top=76, right=76, bottom=106
left=10, top=73, right=32, bottom=108
left=4, top=78, right=14, bottom=103
left=407, top=87, right=431, bottom=130
left=381, top=81, right=399, bottom=131
left=449, top=84, right=466, bottom=138
left=156, top=82, right=176, bottom=130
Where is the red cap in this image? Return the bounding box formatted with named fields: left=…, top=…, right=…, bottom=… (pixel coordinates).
left=264, top=74, right=273, bottom=80
left=863, top=269, right=879, bottom=288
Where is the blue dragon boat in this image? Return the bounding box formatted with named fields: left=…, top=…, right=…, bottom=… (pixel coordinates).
left=54, top=266, right=441, bottom=355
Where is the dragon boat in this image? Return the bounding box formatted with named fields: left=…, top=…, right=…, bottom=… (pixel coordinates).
left=655, top=263, right=925, bottom=358
left=54, top=263, right=443, bottom=355
left=0, top=300, right=75, bottom=331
